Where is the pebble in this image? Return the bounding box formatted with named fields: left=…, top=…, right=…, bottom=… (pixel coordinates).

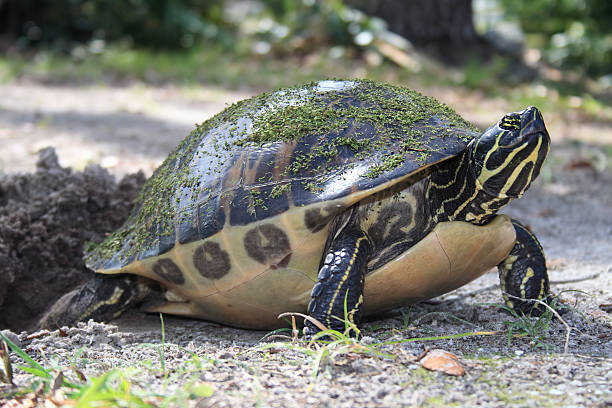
left=548, top=388, right=564, bottom=396
left=0, top=329, right=21, bottom=348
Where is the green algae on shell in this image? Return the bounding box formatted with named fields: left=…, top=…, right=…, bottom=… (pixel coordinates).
left=86, top=79, right=479, bottom=269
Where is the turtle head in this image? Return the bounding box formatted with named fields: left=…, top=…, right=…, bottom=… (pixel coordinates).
left=470, top=106, right=550, bottom=200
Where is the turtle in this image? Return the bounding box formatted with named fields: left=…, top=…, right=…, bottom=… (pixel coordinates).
left=41, top=79, right=553, bottom=336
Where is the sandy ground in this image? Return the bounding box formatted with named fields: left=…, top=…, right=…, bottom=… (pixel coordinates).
left=0, top=81, right=611, bottom=407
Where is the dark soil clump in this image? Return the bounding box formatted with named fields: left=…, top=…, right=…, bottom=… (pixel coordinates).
left=0, top=148, right=145, bottom=332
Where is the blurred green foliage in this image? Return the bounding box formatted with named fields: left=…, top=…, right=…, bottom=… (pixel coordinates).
left=1, top=0, right=230, bottom=50
left=233, top=0, right=394, bottom=55
left=1, top=0, right=610, bottom=81
left=1, top=0, right=385, bottom=55
left=500, top=0, right=612, bottom=77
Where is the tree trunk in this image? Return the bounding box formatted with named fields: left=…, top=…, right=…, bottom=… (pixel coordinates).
left=347, top=0, right=482, bottom=61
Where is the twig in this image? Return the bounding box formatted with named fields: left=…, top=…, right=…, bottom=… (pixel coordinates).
left=278, top=312, right=329, bottom=332
left=549, top=272, right=601, bottom=285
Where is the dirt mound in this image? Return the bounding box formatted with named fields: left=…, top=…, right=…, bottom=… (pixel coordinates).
left=0, top=148, right=145, bottom=332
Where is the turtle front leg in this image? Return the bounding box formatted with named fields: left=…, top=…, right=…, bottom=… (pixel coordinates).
left=304, top=228, right=372, bottom=337
left=497, top=219, right=551, bottom=315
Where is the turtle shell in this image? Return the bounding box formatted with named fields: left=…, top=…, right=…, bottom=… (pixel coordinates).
left=86, top=79, right=480, bottom=327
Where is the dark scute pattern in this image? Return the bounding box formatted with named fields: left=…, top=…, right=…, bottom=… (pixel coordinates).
left=251, top=147, right=277, bottom=185
left=228, top=149, right=290, bottom=226
left=152, top=258, right=185, bottom=284
left=193, top=241, right=231, bottom=279
left=137, top=223, right=173, bottom=261
left=304, top=206, right=337, bottom=233
left=197, top=199, right=225, bottom=239
left=176, top=207, right=199, bottom=244
left=259, top=184, right=290, bottom=216
left=158, top=227, right=176, bottom=255
left=229, top=187, right=263, bottom=226
left=290, top=178, right=319, bottom=207
left=102, top=249, right=138, bottom=271
left=244, top=224, right=292, bottom=267
left=178, top=219, right=199, bottom=245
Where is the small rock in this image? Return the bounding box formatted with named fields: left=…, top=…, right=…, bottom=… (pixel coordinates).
left=1, top=329, right=21, bottom=348
left=350, top=359, right=376, bottom=374
left=36, top=147, right=61, bottom=171
left=548, top=388, right=564, bottom=396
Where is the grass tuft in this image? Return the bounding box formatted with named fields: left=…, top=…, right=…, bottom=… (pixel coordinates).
left=0, top=327, right=216, bottom=406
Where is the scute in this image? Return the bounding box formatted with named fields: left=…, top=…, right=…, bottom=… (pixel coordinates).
left=86, top=79, right=479, bottom=276
left=193, top=241, right=231, bottom=279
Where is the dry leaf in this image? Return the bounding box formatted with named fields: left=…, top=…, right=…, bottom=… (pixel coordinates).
left=1, top=340, right=13, bottom=385
left=51, top=371, right=64, bottom=391
left=536, top=208, right=554, bottom=217
left=419, top=349, right=465, bottom=376
left=564, top=159, right=595, bottom=171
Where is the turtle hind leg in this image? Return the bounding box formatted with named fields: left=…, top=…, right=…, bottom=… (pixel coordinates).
left=498, top=219, right=551, bottom=315
left=304, top=228, right=372, bottom=338
left=38, top=274, right=151, bottom=329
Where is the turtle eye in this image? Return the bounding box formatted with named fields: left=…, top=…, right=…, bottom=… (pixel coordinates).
left=499, top=114, right=521, bottom=131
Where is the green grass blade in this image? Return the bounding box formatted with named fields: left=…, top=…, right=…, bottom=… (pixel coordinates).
left=159, top=313, right=166, bottom=377
left=259, top=328, right=292, bottom=342
left=0, top=332, right=48, bottom=374
left=311, top=347, right=330, bottom=379
left=74, top=369, right=155, bottom=407
left=15, top=365, right=52, bottom=379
